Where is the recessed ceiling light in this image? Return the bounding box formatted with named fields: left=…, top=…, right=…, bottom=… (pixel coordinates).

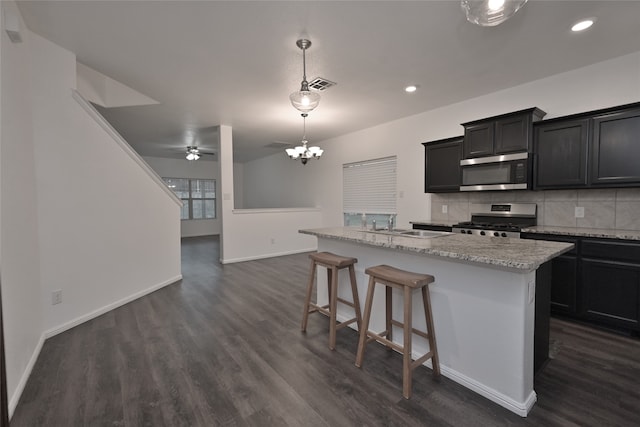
left=405, top=85, right=418, bottom=93
left=571, top=19, right=595, bottom=32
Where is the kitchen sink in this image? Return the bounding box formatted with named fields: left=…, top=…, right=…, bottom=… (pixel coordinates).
left=367, top=229, right=453, bottom=238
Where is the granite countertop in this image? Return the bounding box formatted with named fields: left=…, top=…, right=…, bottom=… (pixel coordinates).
left=300, top=227, right=574, bottom=271
left=522, top=226, right=640, bottom=241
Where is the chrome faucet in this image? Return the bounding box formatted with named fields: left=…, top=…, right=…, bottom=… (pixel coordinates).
left=388, top=215, right=394, bottom=231
left=372, top=219, right=377, bottom=231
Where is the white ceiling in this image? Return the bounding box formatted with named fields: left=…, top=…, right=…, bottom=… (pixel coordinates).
left=16, top=0, right=640, bottom=162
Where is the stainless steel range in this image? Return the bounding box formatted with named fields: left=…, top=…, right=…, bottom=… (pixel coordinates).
left=452, top=203, right=537, bottom=238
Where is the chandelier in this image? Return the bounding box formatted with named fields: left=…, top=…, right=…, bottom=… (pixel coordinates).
left=461, top=0, right=529, bottom=27
left=289, top=39, right=321, bottom=114
left=185, top=146, right=200, bottom=161
left=285, top=113, right=323, bottom=165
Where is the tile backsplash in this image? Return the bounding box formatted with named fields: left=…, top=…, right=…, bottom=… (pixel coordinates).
left=430, top=188, right=640, bottom=230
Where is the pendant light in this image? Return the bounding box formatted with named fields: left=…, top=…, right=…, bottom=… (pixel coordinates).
left=289, top=39, right=321, bottom=114
left=285, top=113, right=323, bottom=165
left=461, top=0, right=528, bottom=27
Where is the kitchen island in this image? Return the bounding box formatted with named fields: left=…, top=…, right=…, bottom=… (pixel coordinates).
left=299, top=227, right=573, bottom=417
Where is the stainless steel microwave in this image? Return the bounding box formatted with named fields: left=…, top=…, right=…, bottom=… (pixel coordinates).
left=459, top=152, right=529, bottom=191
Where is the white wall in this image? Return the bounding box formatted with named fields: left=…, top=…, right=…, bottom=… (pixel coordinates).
left=143, top=156, right=223, bottom=237
left=0, top=1, right=44, bottom=415
left=31, top=32, right=182, bottom=335
left=241, top=153, right=319, bottom=209
left=218, top=126, right=321, bottom=264
left=0, top=3, right=183, bottom=415
left=243, top=51, right=640, bottom=230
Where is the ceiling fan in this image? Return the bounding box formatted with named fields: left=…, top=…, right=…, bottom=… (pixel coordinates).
left=185, top=146, right=216, bottom=161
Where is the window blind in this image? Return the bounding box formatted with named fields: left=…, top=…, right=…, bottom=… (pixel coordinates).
left=343, top=156, right=397, bottom=214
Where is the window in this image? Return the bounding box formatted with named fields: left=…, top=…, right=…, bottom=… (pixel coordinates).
left=343, top=156, right=397, bottom=226
left=163, top=178, right=216, bottom=220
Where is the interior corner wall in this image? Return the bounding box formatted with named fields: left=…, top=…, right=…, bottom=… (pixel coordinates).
left=0, top=0, right=45, bottom=415
left=143, top=156, right=222, bottom=237
left=243, top=51, right=640, bottom=230
left=29, top=32, right=182, bottom=334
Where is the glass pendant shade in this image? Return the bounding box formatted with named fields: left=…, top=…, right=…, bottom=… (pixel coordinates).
left=461, top=0, right=528, bottom=27
left=289, top=89, right=321, bottom=114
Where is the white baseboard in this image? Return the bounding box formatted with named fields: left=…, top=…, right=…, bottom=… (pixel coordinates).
left=44, top=275, right=182, bottom=338
left=9, top=333, right=45, bottom=419
left=437, top=363, right=536, bottom=417
left=220, top=248, right=315, bottom=264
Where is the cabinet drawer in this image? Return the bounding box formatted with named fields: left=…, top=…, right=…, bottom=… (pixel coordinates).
left=582, top=239, right=640, bottom=263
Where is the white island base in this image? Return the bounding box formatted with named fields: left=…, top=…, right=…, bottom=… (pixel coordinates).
left=315, top=238, right=540, bottom=417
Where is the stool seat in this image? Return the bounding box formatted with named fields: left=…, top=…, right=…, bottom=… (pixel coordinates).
left=310, top=252, right=357, bottom=269
left=364, top=265, right=434, bottom=289
left=301, top=251, right=362, bottom=350
left=356, top=264, right=440, bottom=399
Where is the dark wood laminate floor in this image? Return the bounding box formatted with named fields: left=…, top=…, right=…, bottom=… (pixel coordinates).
left=10, top=236, right=640, bottom=426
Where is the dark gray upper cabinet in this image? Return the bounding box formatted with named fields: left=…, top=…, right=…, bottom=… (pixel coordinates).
left=532, top=102, right=640, bottom=190
left=462, top=122, right=494, bottom=158
left=534, top=119, right=590, bottom=189
left=591, top=107, right=640, bottom=186
left=462, top=108, right=546, bottom=159
left=423, top=136, right=462, bottom=193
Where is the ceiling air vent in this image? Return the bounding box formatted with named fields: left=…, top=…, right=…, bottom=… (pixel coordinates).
left=308, top=77, right=337, bottom=91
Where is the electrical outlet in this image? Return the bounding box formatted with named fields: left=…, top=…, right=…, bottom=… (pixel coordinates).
left=442, top=204, right=448, bottom=214
left=575, top=206, right=585, bottom=218
left=52, top=290, right=62, bottom=305
left=270, top=238, right=276, bottom=245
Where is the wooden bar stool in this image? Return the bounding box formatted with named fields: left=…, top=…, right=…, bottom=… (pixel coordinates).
left=301, top=252, right=362, bottom=350
left=355, top=264, right=440, bottom=399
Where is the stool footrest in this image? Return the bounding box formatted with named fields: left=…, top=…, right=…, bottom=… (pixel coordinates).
left=310, top=303, right=359, bottom=330
left=412, top=351, right=435, bottom=370
left=336, top=297, right=357, bottom=307
left=336, top=318, right=358, bottom=330
left=391, top=319, right=430, bottom=340
left=365, top=331, right=404, bottom=353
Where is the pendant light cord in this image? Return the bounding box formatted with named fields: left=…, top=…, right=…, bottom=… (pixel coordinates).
left=302, top=115, right=307, bottom=142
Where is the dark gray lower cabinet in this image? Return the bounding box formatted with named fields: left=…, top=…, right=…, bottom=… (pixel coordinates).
left=550, top=255, right=578, bottom=314
left=582, top=260, right=640, bottom=330
left=581, top=239, right=640, bottom=330
left=522, top=233, right=640, bottom=334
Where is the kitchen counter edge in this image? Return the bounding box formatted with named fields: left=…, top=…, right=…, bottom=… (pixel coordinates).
left=300, top=227, right=573, bottom=272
